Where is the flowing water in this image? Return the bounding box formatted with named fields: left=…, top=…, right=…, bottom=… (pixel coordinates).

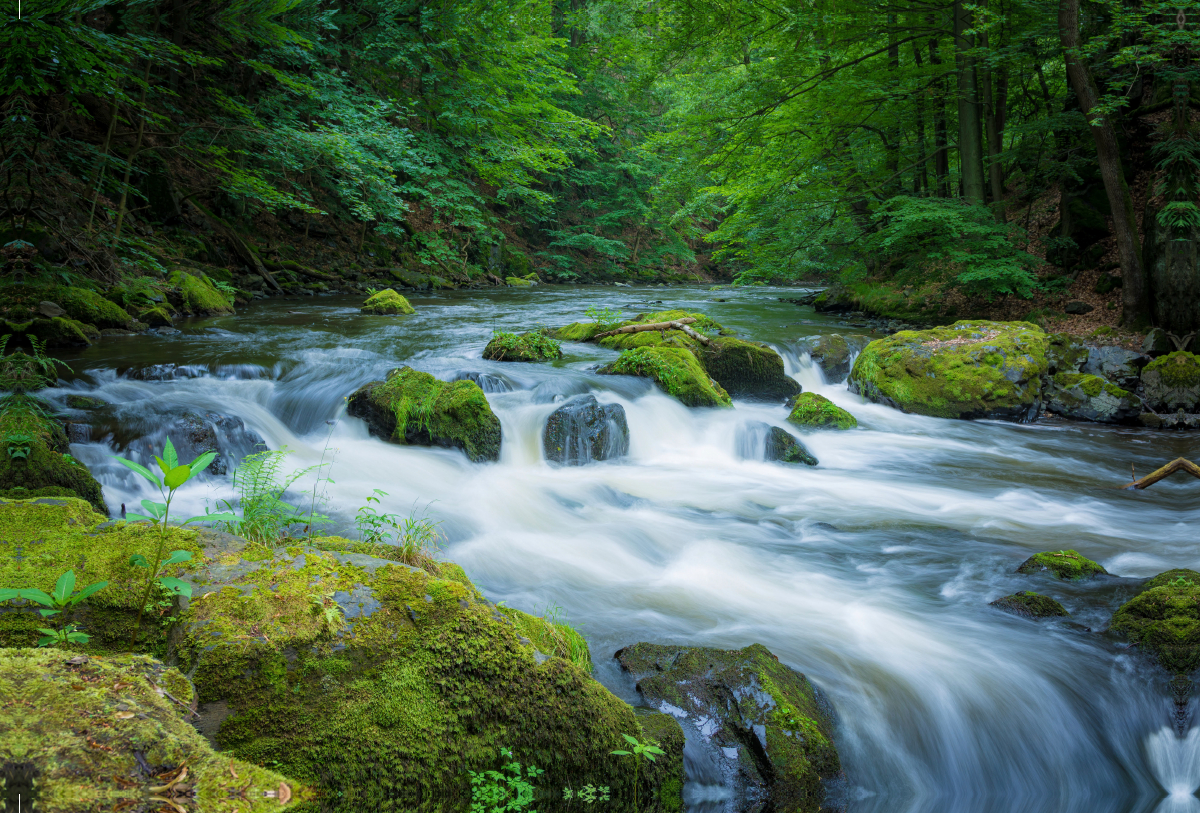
left=41, top=285, right=1200, bottom=813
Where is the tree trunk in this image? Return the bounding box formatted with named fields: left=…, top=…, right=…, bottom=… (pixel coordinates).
left=1059, top=0, right=1149, bottom=327
left=981, top=22, right=1007, bottom=221
left=929, top=35, right=951, bottom=197
left=912, top=42, right=929, bottom=194
left=953, top=1, right=986, bottom=204
left=884, top=18, right=900, bottom=196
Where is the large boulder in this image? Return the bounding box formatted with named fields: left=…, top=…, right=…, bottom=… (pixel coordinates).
left=787, top=393, right=858, bottom=430
left=167, top=270, right=234, bottom=316
left=989, top=591, right=1069, bottom=619
left=346, top=367, right=502, bottom=462
left=1140, top=352, right=1200, bottom=412
left=360, top=288, right=416, bottom=315
left=599, top=347, right=732, bottom=408
left=0, top=647, right=306, bottom=812
left=0, top=498, right=685, bottom=813
left=1111, top=570, right=1200, bottom=675
left=1016, top=550, right=1107, bottom=581
left=796, top=334, right=870, bottom=383
left=543, top=394, right=629, bottom=465
left=616, top=642, right=841, bottom=813
left=1082, top=345, right=1150, bottom=390
left=51, top=286, right=134, bottom=330
left=1042, top=373, right=1142, bottom=423
left=484, top=330, right=563, bottom=362
left=849, top=321, right=1050, bottom=421
left=697, top=337, right=801, bottom=401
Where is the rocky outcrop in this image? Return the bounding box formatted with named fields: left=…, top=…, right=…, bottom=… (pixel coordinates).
left=1042, top=372, right=1142, bottom=423
left=543, top=395, right=629, bottom=465
left=599, top=347, right=732, bottom=408
left=1111, top=569, right=1200, bottom=674
left=346, top=367, right=502, bottom=462
left=616, top=642, right=840, bottom=813
left=1016, top=550, right=1107, bottom=581
left=360, top=288, right=416, bottom=315
left=787, top=393, right=858, bottom=430
left=1140, top=352, right=1200, bottom=413
left=989, top=591, right=1068, bottom=618
left=696, top=337, right=801, bottom=401
left=849, top=321, right=1049, bottom=421
left=796, top=334, right=870, bottom=383
left=1081, top=345, right=1150, bottom=390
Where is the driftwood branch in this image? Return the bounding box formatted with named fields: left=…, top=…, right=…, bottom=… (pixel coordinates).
left=1122, top=458, right=1200, bottom=490
left=593, top=318, right=712, bottom=346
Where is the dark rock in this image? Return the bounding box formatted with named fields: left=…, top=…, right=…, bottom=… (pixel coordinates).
left=453, top=371, right=513, bottom=394
left=1111, top=569, right=1200, bottom=675
left=543, top=395, right=629, bottom=466
left=65, top=395, right=106, bottom=410
left=1139, top=410, right=1200, bottom=430
left=38, top=301, right=65, bottom=318
left=1064, top=300, right=1094, bottom=315
left=747, top=422, right=818, bottom=466
left=1081, top=345, right=1150, bottom=390
left=795, top=334, right=871, bottom=383
left=697, top=337, right=801, bottom=401
left=1042, top=372, right=1142, bottom=423
left=615, top=642, right=840, bottom=813
left=990, top=591, right=1068, bottom=618
left=1093, top=273, right=1122, bottom=294
left=172, top=412, right=265, bottom=474
left=1143, top=328, right=1172, bottom=356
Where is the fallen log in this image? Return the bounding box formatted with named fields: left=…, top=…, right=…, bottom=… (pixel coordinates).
left=1122, top=458, right=1200, bottom=489
left=592, top=318, right=711, bottom=346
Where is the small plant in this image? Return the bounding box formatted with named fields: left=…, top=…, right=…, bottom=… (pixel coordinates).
left=212, top=279, right=237, bottom=297
left=0, top=570, right=109, bottom=647
left=563, top=784, right=610, bottom=804
left=355, top=491, right=443, bottom=567
left=611, top=734, right=665, bottom=813
left=366, top=286, right=380, bottom=295
left=215, top=447, right=333, bottom=543
left=585, top=305, right=622, bottom=332
left=468, top=747, right=543, bottom=813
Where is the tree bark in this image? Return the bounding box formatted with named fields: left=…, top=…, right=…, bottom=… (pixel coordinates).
left=1059, top=0, right=1149, bottom=327
left=953, top=1, right=986, bottom=204
left=981, top=21, right=1007, bottom=221
left=912, top=42, right=929, bottom=194
left=1123, top=458, right=1200, bottom=490
left=929, top=34, right=951, bottom=197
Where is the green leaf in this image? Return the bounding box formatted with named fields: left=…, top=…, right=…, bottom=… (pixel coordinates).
left=38, top=608, right=61, bottom=618
left=181, top=512, right=237, bottom=526
left=622, top=734, right=639, bottom=744
left=155, top=456, right=169, bottom=475
left=73, top=580, right=109, bottom=603
left=19, top=589, right=55, bottom=607
left=188, top=452, right=217, bottom=474
left=160, top=550, right=193, bottom=568
left=114, top=456, right=162, bottom=489
left=611, top=750, right=631, bottom=756
left=163, top=438, right=179, bottom=470
left=156, top=576, right=193, bottom=597
left=129, top=553, right=150, bottom=568
left=643, top=751, right=657, bottom=761
left=140, top=500, right=167, bottom=519
left=0, top=589, right=20, bottom=602
left=52, top=570, right=76, bottom=604
left=125, top=513, right=158, bottom=524
left=164, top=464, right=192, bottom=490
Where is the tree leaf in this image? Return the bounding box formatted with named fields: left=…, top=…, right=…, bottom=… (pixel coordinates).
left=53, top=570, right=76, bottom=604
left=164, top=464, right=192, bottom=490
left=156, top=576, right=193, bottom=597
left=114, top=456, right=162, bottom=489
left=163, top=438, right=179, bottom=470
left=160, top=550, right=193, bottom=568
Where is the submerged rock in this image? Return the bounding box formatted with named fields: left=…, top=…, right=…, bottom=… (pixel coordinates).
left=599, top=346, right=731, bottom=408
left=990, top=591, right=1069, bottom=618
left=360, top=288, right=415, bottom=315
left=796, top=334, right=870, bottom=383
left=765, top=425, right=818, bottom=466
left=1111, top=569, right=1200, bottom=674
left=849, top=321, right=1050, bottom=421
left=543, top=394, right=629, bottom=465
left=1016, top=550, right=1107, bottom=581
left=346, top=366, right=502, bottom=461
left=1042, top=372, right=1142, bottom=423
left=483, top=330, right=563, bottom=362
left=787, top=392, right=858, bottom=430
left=616, top=642, right=841, bottom=813
left=1140, top=352, right=1200, bottom=413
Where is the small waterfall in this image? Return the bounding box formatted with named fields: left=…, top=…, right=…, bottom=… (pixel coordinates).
left=1147, top=727, right=1200, bottom=812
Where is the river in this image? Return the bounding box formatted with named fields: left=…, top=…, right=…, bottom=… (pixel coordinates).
left=41, top=285, right=1200, bottom=813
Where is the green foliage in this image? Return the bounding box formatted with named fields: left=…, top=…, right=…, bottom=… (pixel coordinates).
left=484, top=330, right=563, bottom=362
left=563, top=784, right=611, bottom=804
left=2, top=569, right=109, bottom=647
left=468, top=747, right=544, bottom=813
left=215, top=447, right=332, bottom=544
left=611, top=735, right=665, bottom=813
left=584, top=306, right=623, bottom=332
left=354, top=490, right=443, bottom=568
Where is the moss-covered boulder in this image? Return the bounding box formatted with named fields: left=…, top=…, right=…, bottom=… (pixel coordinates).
left=551, top=321, right=607, bottom=343
left=51, top=286, right=134, bottom=329
left=989, top=591, right=1069, bottom=618
left=1111, top=569, right=1200, bottom=674
left=167, top=270, right=234, bottom=316
left=796, top=334, right=870, bottom=383
left=4, top=316, right=96, bottom=347
left=787, top=392, right=858, bottom=430
left=616, top=642, right=840, bottom=813
left=0, top=395, right=106, bottom=513
left=361, top=289, right=416, bottom=315
left=1141, top=352, right=1200, bottom=412
left=0, top=648, right=306, bottom=812
left=593, top=310, right=727, bottom=352
left=1016, top=550, right=1107, bottom=581
left=1043, top=372, right=1142, bottom=423
left=506, top=275, right=535, bottom=287
left=483, top=330, right=563, bottom=362
left=697, top=337, right=801, bottom=401
left=599, top=347, right=731, bottom=408
left=763, top=424, right=818, bottom=466
left=849, top=321, right=1050, bottom=421
left=346, top=366, right=502, bottom=462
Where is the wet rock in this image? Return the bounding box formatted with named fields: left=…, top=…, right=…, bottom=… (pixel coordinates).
left=346, top=366, right=502, bottom=462
left=763, top=424, right=818, bottom=466
left=1042, top=372, right=1142, bottom=423
left=1111, top=569, right=1200, bottom=674
left=616, top=642, right=840, bottom=813
left=698, top=337, right=801, bottom=401
left=795, top=334, right=870, bottom=383
left=360, top=289, right=415, bottom=315
left=849, top=321, right=1050, bottom=421
left=453, top=371, right=514, bottom=394
left=543, top=395, right=629, bottom=466
left=1140, top=352, right=1200, bottom=412
left=1081, top=345, right=1151, bottom=390
left=38, top=300, right=64, bottom=318
left=65, top=395, right=106, bottom=410
left=598, top=347, right=731, bottom=408
left=787, top=392, right=857, bottom=430
left=990, top=591, right=1069, bottom=618
left=170, top=412, right=265, bottom=475
left=1064, top=300, right=1094, bottom=314
left=1016, top=550, right=1107, bottom=581
left=483, top=331, right=563, bottom=362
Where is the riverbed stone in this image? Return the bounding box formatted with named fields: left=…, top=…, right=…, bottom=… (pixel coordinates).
left=989, top=591, right=1069, bottom=618
left=787, top=392, right=858, bottom=430
left=598, top=346, right=731, bottom=408
left=1016, top=550, right=1107, bottom=581
left=346, top=366, right=502, bottom=461
left=616, top=642, right=840, bottom=813
left=1111, top=569, right=1200, bottom=674
left=796, top=334, right=871, bottom=383
left=848, top=321, right=1050, bottom=421
left=1140, top=351, right=1200, bottom=412
left=763, top=424, right=818, bottom=465
left=360, top=288, right=415, bottom=315
left=483, top=330, right=563, bottom=362
left=1082, top=345, right=1150, bottom=390
left=1042, top=372, right=1142, bottom=424
left=697, top=337, right=801, bottom=401
left=543, top=394, right=629, bottom=465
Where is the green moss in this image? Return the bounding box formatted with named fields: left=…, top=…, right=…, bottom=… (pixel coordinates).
left=1111, top=569, right=1200, bottom=674
left=65, top=395, right=106, bottom=410
left=483, top=331, right=563, bottom=362
left=168, top=270, right=234, bottom=315
left=506, top=276, right=534, bottom=287
left=361, top=289, right=416, bottom=315
left=1143, top=352, right=1200, bottom=389
left=1016, top=550, right=1107, bottom=581
left=497, top=605, right=592, bottom=671
left=787, top=392, right=858, bottom=430
left=0, top=396, right=107, bottom=513
left=989, top=591, right=1068, bottom=618
left=1052, top=372, right=1129, bottom=400
left=0, top=648, right=307, bottom=811
left=139, top=306, right=174, bottom=326
left=50, top=286, right=133, bottom=329
left=8, top=316, right=94, bottom=347
left=599, top=347, right=732, bottom=408
left=551, top=321, right=607, bottom=342
left=346, top=367, right=502, bottom=462
left=849, top=320, right=1049, bottom=420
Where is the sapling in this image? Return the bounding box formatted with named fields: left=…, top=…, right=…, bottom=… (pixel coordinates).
left=1, top=570, right=109, bottom=647
left=611, top=734, right=664, bottom=813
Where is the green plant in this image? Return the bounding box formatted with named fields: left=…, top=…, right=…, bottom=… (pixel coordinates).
left=468, top=747, right=544, bottom=813
left=485, top=330, right=563, bottom=361
left=562, top=784, right=610, bottom=804
left=355, top=491, right=443, bottom=567
left=584, top=305, right=622, bottom=332
left=610, top=734, right=664, bottom=813
left=0, top=570, right=109, bottom=647
left=366, top=286, right=381, bottom=295
left=215, top=447, right=333, bottom=544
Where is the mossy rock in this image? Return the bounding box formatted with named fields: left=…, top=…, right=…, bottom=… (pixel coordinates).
left=65, top=394, right=106, bottom=410
left=787, top=392, right=857, bottom=430
left=1141, top=351, right=1200, bottom=412
left=616, top=642, right=840, bottom=813
left=763, top=425, right=818, bottom=466
left=0, top=647, right=306, bottom=812
left=1043, top=372, right=1142, bottom=423
left=697, top=337, right=801, bottom=401
left=1016, top=550, right=1107, bottom=581
left=551, top=321, right=607, bottom=342
left=50, top=286, right=133, bottom=329
left=6, top=316, right=96, bottom=348
left=167, top=270, right=234, bottom=315
left=849, top=320, right=1050, bottom=421
left=989, top=591, right=1068, bottom=619
left=0, top=395, right=106, bottom=514
left=1111, top=569, right=1200, bottom=674
left=139, top=306, right=174, bottom=327
left=346, top=366, right=502, bottom=462
left=796, top=334, right=870, bottom=383
left=483, top=331, right=562, bottom=362
left=361, top=289, right=416, bottom=315
left=1045, top=333, right=1089, bottom=374
left=598, top=346, right=731, bottom=408
left=506, top=275, right=535, bottom=287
